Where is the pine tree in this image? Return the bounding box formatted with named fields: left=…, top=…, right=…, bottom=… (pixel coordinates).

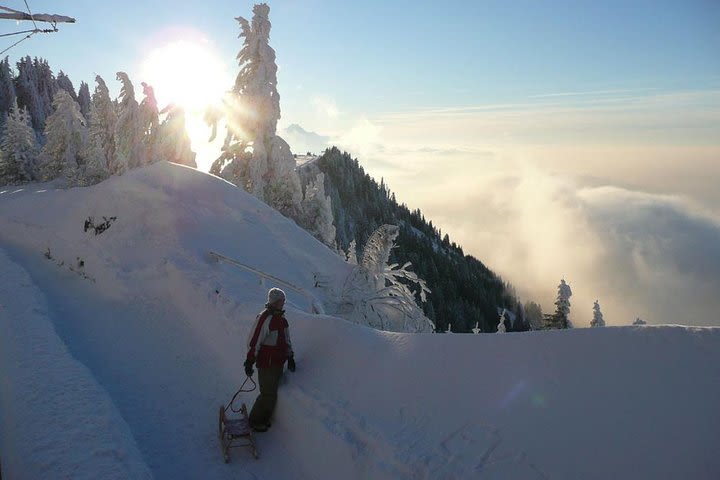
left=39, top=90, right=88, bottom=183
left=0, top=57, right=17, bottom=121
left=300, top=172, right=336, bottom=247
left=544, top=279, right=573, bottom=329
left=90, top=75, right=117, bottom=173
left=55, top=71, right=77, bottom=101
left=114, top=72, right=143, bottom=173
left=138, top=82, right=159, bottom=166
left=345, top=239, right=358, bottom=265
left=591, top=300, right=605, bottom=327
left=0, top=103, right=38, bottom=184
left=497, top=309, right=507, bottom=333
left=77, top=81, right=91, bottom=122
left=14, top=56, right=43, bottom=130
left=524, top=301, right=544, bottom=330
left=207, top=3, right=303, bottom=217
left=157, top=105, right=196, bottom=167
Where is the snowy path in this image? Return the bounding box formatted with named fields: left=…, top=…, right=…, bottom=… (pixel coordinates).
left=0, top=244, right=269, bottom=479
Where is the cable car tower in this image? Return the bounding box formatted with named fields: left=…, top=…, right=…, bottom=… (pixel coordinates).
left=0, top=3, right=75, bottom=55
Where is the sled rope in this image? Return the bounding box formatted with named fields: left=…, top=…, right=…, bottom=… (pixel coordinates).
left=225, top=375, right=257, bottom=414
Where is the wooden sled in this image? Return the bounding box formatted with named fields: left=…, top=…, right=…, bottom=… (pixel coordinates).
left=218, top=403, right=258, bottom=462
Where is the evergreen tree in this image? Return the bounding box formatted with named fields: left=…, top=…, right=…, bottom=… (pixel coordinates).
left=472, top=322, right=481, bottom=334
left=55, top=71, right=77, bottom=101
left=114, top=72, right=143, bottom=174
left=157, top=104, right=196, bottom=167
left=524, top=301, right=544, bottom=330
left=39, top=90, right=88, bottom=183
left=14, top=56, right=43, bottom=130
left=77, top=81, right=91, bottom=122
left=497, top=309, right=507, bottom=333
left=90, top=75, right=117, bottom=173
left=591, top=300, right=605, bottom=327
left=544, top=279, right=573, bottom=329
left=138, top=82, right=159, bottom=166
left=300, top=172, right=336, bottom=247
left=0, top=103, right=38, bottom=184
left=207, top=3, right=303, bottom=218
left=0, top=57, right=17, bottom=121
left=633, top=317, right=647, bottom=326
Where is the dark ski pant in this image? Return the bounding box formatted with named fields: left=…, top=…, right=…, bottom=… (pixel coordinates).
left=249, top=366, right=283, bottom=427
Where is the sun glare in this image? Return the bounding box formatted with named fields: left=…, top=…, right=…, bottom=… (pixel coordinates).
left=139, top=40, right=229, bottom=114
left=139, top=38, right=232, bottom=171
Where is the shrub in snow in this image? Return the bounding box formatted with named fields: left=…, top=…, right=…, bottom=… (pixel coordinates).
left=633, top=317, right=647, bottom=326
left=0, top=102, right=38, bottom=184
left=339, top=224, right=433, bottom=333
left=591, top=300, right=606, bottom=327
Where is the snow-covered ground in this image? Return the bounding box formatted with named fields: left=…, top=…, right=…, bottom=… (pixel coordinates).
left=1, top=163, right=718, bottom=479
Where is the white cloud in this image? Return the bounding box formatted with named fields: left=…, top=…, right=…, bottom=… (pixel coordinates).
left=311, top=95, right=339, bottom=119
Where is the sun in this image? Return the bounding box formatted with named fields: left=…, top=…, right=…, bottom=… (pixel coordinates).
left=139, top=38, right=232, bottom=171
left=138, top=39, right=230, bottom=114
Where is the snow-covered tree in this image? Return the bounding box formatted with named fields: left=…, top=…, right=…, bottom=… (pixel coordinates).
left=114, top=72, right=143, bottom=173
left=89, top=75, right=117, bottom=173
left=0, top=103, right=38, bottom=184
left=300, top=172, right=336, bottom=247
left=446, top=322, right=453, bottom=333
left=156, top=104, right=196, bottom=167
left=497, top=309, right=507, bottom=333
left=55, top=71, right=77, bottom=101
left=138, top=82, right=159, bottom=166
left=14, top=56, right=43, bottom=130
left=345, top=239, right=358, bottom=265
left=544, top=279, right=573, bottom=329
left=206, top=3, right=302, bottom=217
left=633, top=317, right=647, bottom=326
left=0, top=57, right=16, bottom=120
left=472, top=322, right=481, bottom=334
left=591, top=300, right=605, bottom=327
left=339, top=224, right=433, bottom=333
left=77, top=81, right=91, bottom=122
left=524, top=301, right=544, bottom=330
left=39, top=90, right=88, bottom=183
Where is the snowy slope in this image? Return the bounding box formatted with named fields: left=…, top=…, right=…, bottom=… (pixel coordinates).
left=1, top=163, right=719, bottom=480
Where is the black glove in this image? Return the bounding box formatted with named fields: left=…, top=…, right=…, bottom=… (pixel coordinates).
left=244, top=358, right=255, bottom=377
left=287, top=356, right=296, bottom=372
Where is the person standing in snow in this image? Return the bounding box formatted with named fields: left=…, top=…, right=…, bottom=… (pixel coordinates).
left=244, top=288, right=296, bottom=432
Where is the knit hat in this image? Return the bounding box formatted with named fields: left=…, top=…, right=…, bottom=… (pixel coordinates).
left=267, top=287, right=286, bottom=305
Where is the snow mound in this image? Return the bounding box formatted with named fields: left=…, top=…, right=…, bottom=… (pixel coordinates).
left=0, top=163, right=718, bottom=479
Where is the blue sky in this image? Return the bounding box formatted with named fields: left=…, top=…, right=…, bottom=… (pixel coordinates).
left=7, top=0, right=719, bottom=114
left=3, top=0, right=720, bottom=325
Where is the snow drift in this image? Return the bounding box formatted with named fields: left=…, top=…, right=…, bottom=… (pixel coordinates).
left=0, top=162, right=718, bottom=479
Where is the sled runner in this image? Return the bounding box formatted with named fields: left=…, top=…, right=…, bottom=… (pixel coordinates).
left=218, top=376, right=258, bottom=462
left=218, top=403, right=258, bottom=462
